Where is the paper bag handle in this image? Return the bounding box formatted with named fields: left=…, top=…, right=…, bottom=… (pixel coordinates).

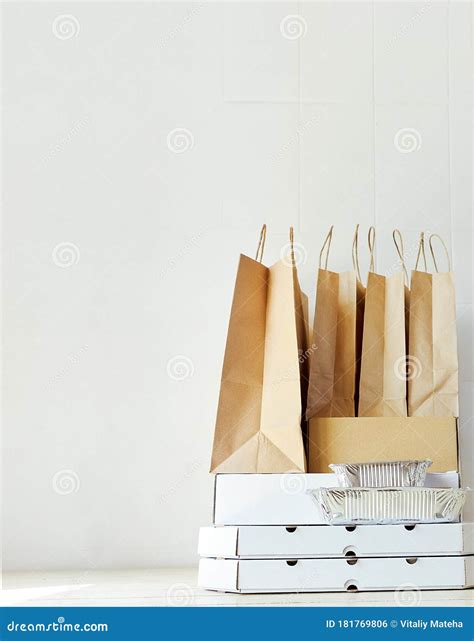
left=352, top=224, right=363, bottom=282
left=368, top=226, right=376, bottom=272
left=429, top=233, right=451, bottom=272
left=414, top=232, right=427, bottom=272
left=319, top=225, right=334, bottom=269
left=289, top=226, right=296, bottom=265
left=255, top=224, right=267, bottom=263
left=392, top=229, right=409, bottom=285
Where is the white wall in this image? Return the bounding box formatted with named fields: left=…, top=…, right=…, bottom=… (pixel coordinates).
left=3, top=1, right=472, bottom=570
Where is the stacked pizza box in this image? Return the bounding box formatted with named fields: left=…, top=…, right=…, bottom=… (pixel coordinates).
left=198, top=469, right=473, bottom=593
left=198, top=227, right=472, bottom=593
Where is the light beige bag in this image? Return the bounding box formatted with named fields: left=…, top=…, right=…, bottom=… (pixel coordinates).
left=408, top=233, right=459, bottom=416
left=306, top=225, right=365, bottom=418
left=358, top=228, right=408, bottom=417
left=210, top=225, right=309, bottom=473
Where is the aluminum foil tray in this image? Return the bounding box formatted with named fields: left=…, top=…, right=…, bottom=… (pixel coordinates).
left=310, top=487, right=466, bottom=525
left=329, top=460, right=432, bottom=488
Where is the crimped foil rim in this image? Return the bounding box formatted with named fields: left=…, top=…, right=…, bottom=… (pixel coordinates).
left=329, top=460, right=433, bottom=488
left=309, top=487, right=466, bottom=525
left=329, top=459, right=433, bottom=467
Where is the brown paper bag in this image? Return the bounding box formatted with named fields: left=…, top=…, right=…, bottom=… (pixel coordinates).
left=306, top=225, right=365, bottom=418
left=210, top=226, right=308, bottom=473
left=393, top=229, right=411, bottom=400
left=408, top=233, right=459, bottom=416
left=358, top=228, right=408, bottom=417
left=291, top=228, right=311, bottom=454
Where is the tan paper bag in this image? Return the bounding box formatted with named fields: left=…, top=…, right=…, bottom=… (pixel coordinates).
left=291, top=228, right=311, bottom=454
left=306, top=225, right=365, bottom=418
left=393, top=229, right=411, bottom=398
left=358, top=228, right=408, bottom=417
left=210, top=226, right=308, bottom=473
left=408, top=233, right=459, bottom=416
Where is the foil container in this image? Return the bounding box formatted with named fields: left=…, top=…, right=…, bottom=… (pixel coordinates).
left=310, top=487, right=466, bottom=525
left=329, top=460, right=432, bottom=488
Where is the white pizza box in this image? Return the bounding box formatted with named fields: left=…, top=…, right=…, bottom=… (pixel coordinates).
left=198, top=555, right=474, bottom=593
left=198, top=522, right=474, bottom=559
left=213, top=472, right=460, bottom=526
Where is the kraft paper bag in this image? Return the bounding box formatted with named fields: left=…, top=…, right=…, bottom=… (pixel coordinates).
left=292, top=229, right=311, bottom=453
left=210, top=226, right=308, bottom=473
left=306, top=225, right=365, bottom=419
left=358, top=228, right=408, bottom=417
left=408, top=233, right=459, bottom=416
left=393, top=229, right=411, bottom=399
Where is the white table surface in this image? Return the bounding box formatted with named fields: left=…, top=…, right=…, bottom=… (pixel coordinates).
left=1, top=569, right=473, bottom=607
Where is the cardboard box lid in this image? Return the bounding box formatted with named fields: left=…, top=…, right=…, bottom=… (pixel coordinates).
left=198, top=523, right=472, bottom=559
left=308, top=416, right=458, bottom=473
left=213, top=471, right=460, bottom=526
left=198, top=556, right=474, bottom=593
